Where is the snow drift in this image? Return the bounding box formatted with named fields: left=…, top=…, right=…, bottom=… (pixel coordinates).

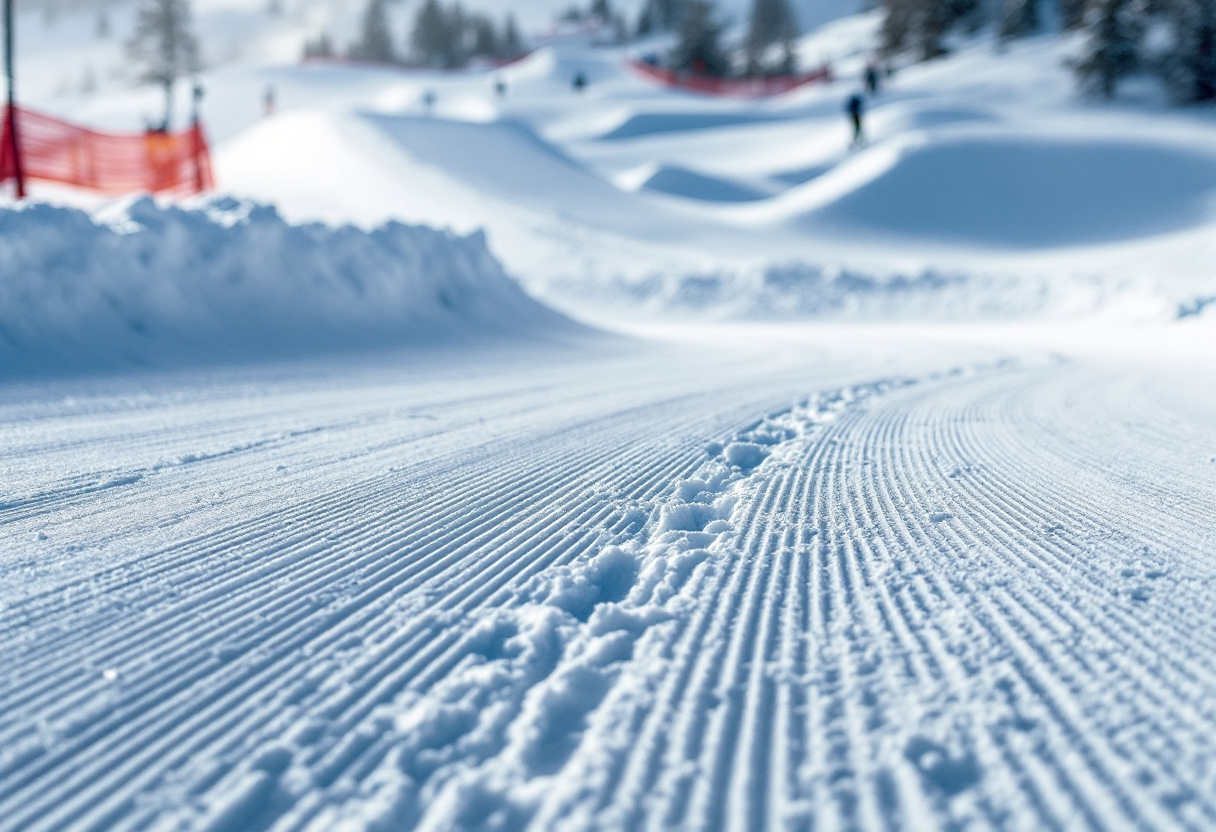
left=0, top=198, right=574, bottom=378
left=781, top=133, right=1216, bottom=248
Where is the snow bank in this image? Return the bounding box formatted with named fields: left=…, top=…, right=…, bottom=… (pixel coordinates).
left=0, top=198, right=574, bottom=378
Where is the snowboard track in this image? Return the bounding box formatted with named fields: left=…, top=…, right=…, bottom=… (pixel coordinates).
left=2, top=352, right=1215, bottom=832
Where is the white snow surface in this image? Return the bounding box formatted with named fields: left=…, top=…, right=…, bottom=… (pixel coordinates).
left=5, top=5, right=1216, bottom=831
left=4, top=324, right=1216, bottom=832
left=0, top=197, right=574, bottom=377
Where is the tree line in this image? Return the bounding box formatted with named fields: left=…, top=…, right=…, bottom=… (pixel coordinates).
left=878, top=0, right=1216, bottom=101
left=304, top=0, right=524, bottom=68
left=644, top=0, right=803, bottom=77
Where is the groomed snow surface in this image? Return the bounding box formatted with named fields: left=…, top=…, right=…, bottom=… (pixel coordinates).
left=5, top=326, right=1216, bottom=832
left=5, top=3, right=1216, bottom=831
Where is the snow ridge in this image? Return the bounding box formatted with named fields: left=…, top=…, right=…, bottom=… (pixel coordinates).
left=0, top=198, right=571, bottom=378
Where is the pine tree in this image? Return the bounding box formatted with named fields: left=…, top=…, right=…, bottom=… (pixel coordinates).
left=879, top=0, right=970, bottom=60
left=502, top=13, right=524, bottom=57
left=671, top=0, right=730, bottom=76
left=303, top=32, right=335, bottom=59
left=126, top=0, right=200, bottom=130
left=640, top=0, right=686, bottom=32
left=448, top=4, right=470, bottom=65
left=745, top=0, right=799, bottom=74
left=591, top=0, right=614, bottom=22
left=469, top=14, right=499, bottom=60
left=999, top=0, right=1040, bottom=39
left=349, top=0, right=396, bottom=63
left=1059, top=0, right=1088, bottom=29
left=1073, top=0, right=1145, bottom=98
left=411, top=0, right=453, bottom=66
left=1160, top=0, right=1216, bottom=101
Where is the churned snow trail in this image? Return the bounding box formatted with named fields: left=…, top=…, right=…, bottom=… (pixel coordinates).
left=3, top=328, right=1216, bottom=831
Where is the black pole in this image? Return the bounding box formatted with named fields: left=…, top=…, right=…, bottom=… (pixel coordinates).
left=3, top=0, right=25, bottom=198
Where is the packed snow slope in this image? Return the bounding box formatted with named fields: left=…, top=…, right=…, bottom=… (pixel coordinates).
left=3, top=324, right=1216, bottom=832
left=0, top=197, right=577, bottom=377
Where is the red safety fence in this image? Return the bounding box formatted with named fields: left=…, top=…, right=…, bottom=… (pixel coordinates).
left=1, top=105, right=214, bottom=197
left=628, top=61, right=834, bottom=98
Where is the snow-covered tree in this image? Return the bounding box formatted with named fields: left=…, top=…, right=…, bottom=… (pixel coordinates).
left=126, top=0, right=200, bottom=130
left=745, top=0, right=799, bottom=74
left=1159, top=0, right=1216, bottom=100
left=671, top=0, right=729, bottom=76
left=1073, top=0, right=1145, bottom=97
left=349, top=0, right=396, bottom=63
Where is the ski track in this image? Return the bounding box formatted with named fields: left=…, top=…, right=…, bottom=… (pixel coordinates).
left=2, top=344, right=1216, bottom=832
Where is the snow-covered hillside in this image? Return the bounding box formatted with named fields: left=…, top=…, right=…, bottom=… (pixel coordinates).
left=4, top=4, right=1216, bottom=832
left=9, top=1, right=1215, bottom=324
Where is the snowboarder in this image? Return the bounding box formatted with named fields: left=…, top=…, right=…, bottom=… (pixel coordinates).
left=845, top=93, right=865, bottom=148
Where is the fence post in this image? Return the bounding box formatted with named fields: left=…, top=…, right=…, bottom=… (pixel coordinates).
left=191, top=82, right=205, bottom=194
left=3, top=0, right=25, bottom=198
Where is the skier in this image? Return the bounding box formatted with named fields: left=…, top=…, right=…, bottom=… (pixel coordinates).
left=845, top=93, right=865, bottom=148
left=494, top=77, right=507, bottom=99
left=263, top=85, right=276, bottom=117
left=864, top=62, right=880, bottom=95
left=572, top=70, right=588, bottom=94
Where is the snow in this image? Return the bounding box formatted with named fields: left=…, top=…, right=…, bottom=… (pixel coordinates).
left=4, top=2, right=1216, bottom=831
left=0, top=197, right=574, bottom=377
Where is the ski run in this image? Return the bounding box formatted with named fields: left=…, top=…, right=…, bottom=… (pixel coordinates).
left=5, top=0, right=1216, bottom=830
left=3, top=324, right=1216, bottom=832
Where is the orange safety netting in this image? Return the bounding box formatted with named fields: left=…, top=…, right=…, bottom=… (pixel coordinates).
left=628, top=61, right=834, bottom=98
left=1, top=105, right=214, bottom=196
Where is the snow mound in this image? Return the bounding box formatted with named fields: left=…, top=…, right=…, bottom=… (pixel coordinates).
left=640, top=165, right=770, bottom=202
left=597, top=111, right=788, bottom=142
left=785, top=134, right=1216, bottom=248
left=0, top=198, right=573, bottom=378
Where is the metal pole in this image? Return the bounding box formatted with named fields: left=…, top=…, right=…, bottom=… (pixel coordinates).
left=3, top=0, right=25, bottom=198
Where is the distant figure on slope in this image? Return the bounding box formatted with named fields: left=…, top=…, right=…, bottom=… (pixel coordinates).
left=264, top=85, right=276, bottom=117
left=864, top=62, right=881, bottom=95
left=845, top=93, right=865, bottom=148
left=422, top=89, right=436, bottom=114
left=572, top=70, right=588, bottom=94
left=494, top=77, right=507, bottom=99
